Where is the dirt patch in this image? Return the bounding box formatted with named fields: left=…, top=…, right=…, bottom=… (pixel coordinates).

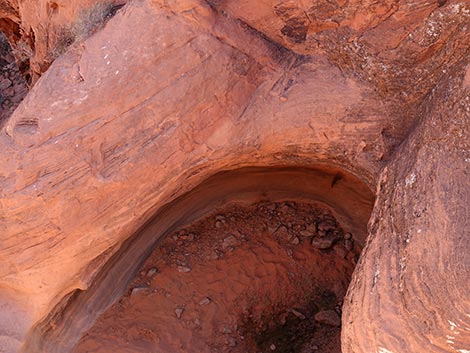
left=74, top=201, right=360, bottom=353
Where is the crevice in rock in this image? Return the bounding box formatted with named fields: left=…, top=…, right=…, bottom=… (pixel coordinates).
left=0, top=31, right=28, bottom=128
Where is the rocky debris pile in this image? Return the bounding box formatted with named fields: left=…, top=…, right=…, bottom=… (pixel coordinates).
left=155, top=201, right=359, bottom=271
left=0, top=33, right=28, bottom=126
left=262, top=201, right=359, bottom=264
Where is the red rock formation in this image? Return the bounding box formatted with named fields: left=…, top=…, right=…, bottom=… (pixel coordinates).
left=0, top=0, right=126, bottom=82
left=0, top=0, right=469, bottom=352
left=343, top=56, right=470, bottom=353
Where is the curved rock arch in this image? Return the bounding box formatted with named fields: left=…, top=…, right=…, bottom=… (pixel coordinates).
left=24, top=165, right=375, bottom=352
left=0, top=0, right=469, bottom=352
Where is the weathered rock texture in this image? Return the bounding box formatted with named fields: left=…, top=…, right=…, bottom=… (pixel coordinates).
left=0, top=0, right=126, bottom=83
left=0, top=33, right=28, bottom=127
left=0, top=0, right=469, bottom=352
left=343, top=55, right=470, bottom=353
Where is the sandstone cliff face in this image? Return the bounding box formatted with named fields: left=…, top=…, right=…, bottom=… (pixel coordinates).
left=0, top=0, right=469, bottom=352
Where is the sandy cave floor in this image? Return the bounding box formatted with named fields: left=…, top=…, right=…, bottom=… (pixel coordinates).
left=74, top=201, right=360, bottom=353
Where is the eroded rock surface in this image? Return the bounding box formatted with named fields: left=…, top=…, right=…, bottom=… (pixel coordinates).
left=343, top=53, right=470, bottom=353
left=0, top=0, right=469, bottom=352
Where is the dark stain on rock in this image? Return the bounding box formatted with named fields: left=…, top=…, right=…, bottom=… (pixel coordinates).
left=331, top=173, right=342, bottom=188
left=274, top=2, right=299, bottom=21
left=281, top=18, right=309, bottom=44
left=274, top=3, right=309, bottom=44
left=237, top=18, right=296, bottom=66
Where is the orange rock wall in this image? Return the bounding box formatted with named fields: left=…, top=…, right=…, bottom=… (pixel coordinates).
left=0, top=0, right=469, bottom=352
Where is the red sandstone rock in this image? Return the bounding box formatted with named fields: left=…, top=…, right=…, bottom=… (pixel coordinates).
left=0, top=0, right=469, bottom=352
left=342, top=54, right=470, bottom=353
left=1, top=0, right=128, bottom=82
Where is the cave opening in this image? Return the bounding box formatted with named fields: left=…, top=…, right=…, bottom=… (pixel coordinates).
left=27, top=166, right=375, bottom=353
left=74, top=200, right=360, bottom=353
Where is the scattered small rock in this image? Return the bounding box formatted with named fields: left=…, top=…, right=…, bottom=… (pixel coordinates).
left=227, top=337, right=237, bottom=347
left=314, top=310, right=341, bottom=327
left=344, top=232, right=352, bottom=240
left=344, top=239, right=354, bottom=251
left=0, top=78, right=11, bottom=90
left=199, top=297, right=211, bottom=305
left=278, top=203, right=291, bottom=213
left=175, top=307, right=184, bottom=319
left=317, top=220, right=336, bottom=232
left=220, top=327, right=232, bottom=334
left=279, top=312, right=289, bottom=325
left=291, top=236, right=300, bottom=245
left=274, top=225, right=293, bottom=241
left=146, top=267, right=158, bottom=277
left=178, top=265, right=191, bottom=273
left=222, top=235, right=239, bottom=249
left=266, top=203, right=277, bottom=211
left=299, top=230, right=314, bottom=237
left=291, top=308, right=306, bottom=320
left=270, top=343, right=277, bottom=350
left=333, top=244, right=348, bottom=258
left=179, top=232, right=195, bottom=241
left=286, top=248, right=294, bottom=258
left=207, top=250, right=220, bottom=260
left=130, top=285, right=148, bottom=296
left=187, top=233, right=195, bottom=241
left=306, top=223, right=316, bottom=233
left=311, top=237, right=335, bottom=250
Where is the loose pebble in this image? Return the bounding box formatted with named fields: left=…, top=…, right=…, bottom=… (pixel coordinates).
left=178, top=265, right=191, bottom=273
left=146, top=268, right=158, bottom=277
left=199, top=297, right=211, bottom=305
left=291, top=309, right=306, bottom=320
left=130, top=286, right=148, bottom=296
left=314, top=310, right=341, bottom=327
left=312, top=237, right=335, bottom=250
left=222, top=235, right=239, bottom=249
left=345, top=239, right=354, bottom=251
left=175, top=308, right=184, bottom=319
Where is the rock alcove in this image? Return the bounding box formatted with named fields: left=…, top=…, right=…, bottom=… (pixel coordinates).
left=1, top=0, right=469, bottom=353
left=25, top=166, right=374, bottom=353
